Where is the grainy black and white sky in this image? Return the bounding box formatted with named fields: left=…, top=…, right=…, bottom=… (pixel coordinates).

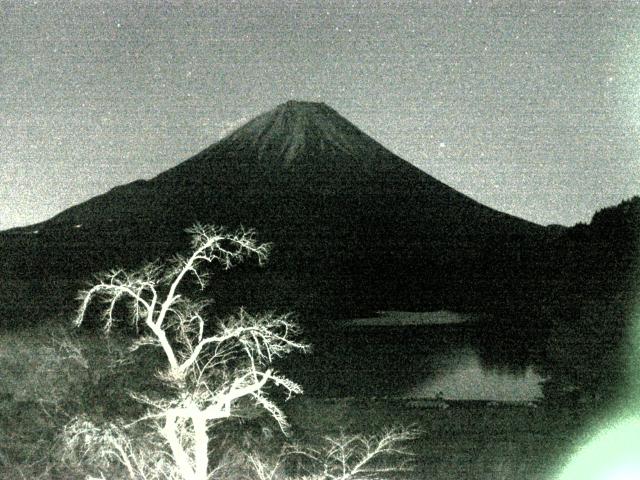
left=2, top=0, right=639, bottom=229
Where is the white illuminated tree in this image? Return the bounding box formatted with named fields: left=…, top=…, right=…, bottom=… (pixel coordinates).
left=65, top=224, right=308, bottom=480
left=249, top=427, right=420, bottom=480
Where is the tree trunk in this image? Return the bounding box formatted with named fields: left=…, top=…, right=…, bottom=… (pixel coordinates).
left=163, top=412, right=197, bottom=480
left=192, top=413, right=209, bottom=480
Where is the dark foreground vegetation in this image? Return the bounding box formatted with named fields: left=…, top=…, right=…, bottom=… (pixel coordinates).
left=0, top=322, right=604, bottom=479
left=0, top=196, right=637, bottom=478
left=1, top=225, right=423, bottom=480
left=0, top=323, right=633, bottom=479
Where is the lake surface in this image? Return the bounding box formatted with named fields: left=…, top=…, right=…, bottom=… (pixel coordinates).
left=283, top=311, right=547, bottom=402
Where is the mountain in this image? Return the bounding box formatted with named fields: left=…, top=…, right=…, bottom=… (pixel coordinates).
left=11, top=101, right=540, bottom=234
left=1, top=101, right=548, bottom=318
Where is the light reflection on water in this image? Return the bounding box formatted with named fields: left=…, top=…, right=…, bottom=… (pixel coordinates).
left=291, top=311, right=546, bottom=402
left=405, top=347, right=545, bottom=401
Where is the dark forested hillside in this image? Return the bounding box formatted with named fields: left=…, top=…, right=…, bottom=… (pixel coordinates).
left=539, top=196, right=640, bottom=403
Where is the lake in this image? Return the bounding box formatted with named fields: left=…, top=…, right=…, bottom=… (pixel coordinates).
left=282, top=311, right=547, bottom=402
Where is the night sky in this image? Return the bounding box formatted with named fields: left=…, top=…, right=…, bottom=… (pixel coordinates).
left=2, top=0, right=639, bottom=229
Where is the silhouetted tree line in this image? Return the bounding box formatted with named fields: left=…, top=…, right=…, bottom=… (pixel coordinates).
left=538, top=196, right=640, bottom=405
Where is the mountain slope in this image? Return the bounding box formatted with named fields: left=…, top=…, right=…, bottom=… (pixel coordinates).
left=1, top=101, right=547, bottom=316
left=24, top=101, right=540, bottom=238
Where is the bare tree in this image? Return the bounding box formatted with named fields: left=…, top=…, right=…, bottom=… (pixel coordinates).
left=248, top=427, right=421, bottom=480
left=63, top=223, right=419, bottom=480
left=65, top=224, right=309, bottom=480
